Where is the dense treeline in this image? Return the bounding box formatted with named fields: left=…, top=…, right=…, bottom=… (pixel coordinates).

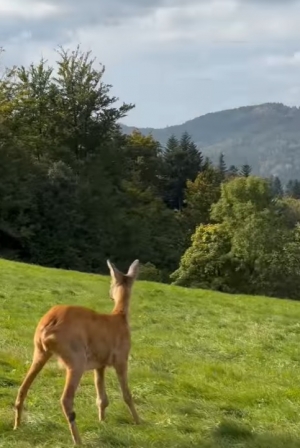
left=1, top=46, right=300, bottom=299
left=0, top=46, right=195, bottom=277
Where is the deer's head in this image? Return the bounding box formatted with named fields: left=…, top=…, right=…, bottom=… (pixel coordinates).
left=107, top=260, right=139, bottom=313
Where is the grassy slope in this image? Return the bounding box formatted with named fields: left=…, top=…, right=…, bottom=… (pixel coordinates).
left=0, top=260, right=300, bottom=447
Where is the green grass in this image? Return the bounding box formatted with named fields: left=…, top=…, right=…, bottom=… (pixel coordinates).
left=1, top=259, right=300, bottom=447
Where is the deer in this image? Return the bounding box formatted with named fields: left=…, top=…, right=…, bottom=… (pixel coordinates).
left=13, top=259, right=140, bottom=445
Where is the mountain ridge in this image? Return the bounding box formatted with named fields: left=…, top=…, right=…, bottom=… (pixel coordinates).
left=121, top=102, right=300, bottom=183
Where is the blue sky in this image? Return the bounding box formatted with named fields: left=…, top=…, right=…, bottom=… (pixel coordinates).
left=1, top=0, right=300, bottom=127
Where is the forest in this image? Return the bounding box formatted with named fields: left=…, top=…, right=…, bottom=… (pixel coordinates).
left=1, top=46, right=300, bottom=300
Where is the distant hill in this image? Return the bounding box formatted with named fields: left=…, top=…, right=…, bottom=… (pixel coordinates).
left=121, top=103, right=300, bottom=184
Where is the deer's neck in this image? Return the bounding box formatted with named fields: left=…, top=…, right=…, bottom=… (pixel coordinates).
left=111, top=287, right=130, bottom=318
left=112, top=301, right=129, bottom=316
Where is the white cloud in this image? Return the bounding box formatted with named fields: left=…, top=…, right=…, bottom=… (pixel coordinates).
left=0, top=0, right=61, bottom=20
left=264, top=52, right=300, bottom=68
left=1, top=0, right=300, bottom=127
left=144, top=0, right=300, bottom=44
left=81, top=0, right=300, bottom=63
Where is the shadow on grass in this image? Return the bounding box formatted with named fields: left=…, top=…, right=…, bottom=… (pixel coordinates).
left=1, top=418, right=300, bottom=448
left=91, top=419, right=300, bottom=448
left=210, top=419, right=300, bottom=448
left=83, top=420, right=300, bottom=448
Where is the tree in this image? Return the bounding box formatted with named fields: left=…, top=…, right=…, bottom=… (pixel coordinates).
left=54, top=46, right=134, bottom=159
left=211, top=175, right=274, bottom=227
left=227, top=177, right=300, bottom=298
left=163, top=132, right=203, bottom=210
left=118, top=182, right=185, bottom=278
left=124, top=130, right=163, bottom=194
left=0, top=47, right=135, bottom=273
left=172, top=178, right=300, bottom=299
left=0, top=140, right=39, bottom=259
left=171, top=223, right=239, bottom=291
left=182, top=165, right=222, bottom=235
left=218, top=152, right=227, bottom=179
left=5, top=43, right=300, bottom=293
left=274, top=196, right=300, bottom=229
left=240, top=164, right=252, bottom=177
left=7, top=60, right=58, bottom=160
left=286, top=179, right=300, bottom=199
left=164, top=134, right=179, bottom=151
left=2, top=45, right=134, bottom=168
left=26, top=161, right=83, bottom=269
left=269, top=175, right=283, bottom=198
left=230, top=209, right=300, bottom=299
left=228, top=164, right=239, bottom=178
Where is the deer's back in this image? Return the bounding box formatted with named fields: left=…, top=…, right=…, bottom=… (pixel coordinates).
left=35, top=305, right=131, bottom=370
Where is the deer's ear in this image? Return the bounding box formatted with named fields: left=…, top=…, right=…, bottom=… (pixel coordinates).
left=107, top=260, right=123, bottom=283
left=127, top=259, right=139, bottom=280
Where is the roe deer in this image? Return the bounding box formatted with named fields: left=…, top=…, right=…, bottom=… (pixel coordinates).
left=14, top=259, right=140, bottom=445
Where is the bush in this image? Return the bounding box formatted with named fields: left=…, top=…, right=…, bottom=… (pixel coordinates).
left=172, top=199, right=300, bottom=299
left=171, top=224, right=243, bottom=292
left=138, top=262, right=163, bottom=282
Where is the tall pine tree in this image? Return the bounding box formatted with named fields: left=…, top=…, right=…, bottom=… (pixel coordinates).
left=218, top=152, right=227, bottom=180
left=163, top=132, right=203, bottom=210
left=240, top=164, right=252, bottom=177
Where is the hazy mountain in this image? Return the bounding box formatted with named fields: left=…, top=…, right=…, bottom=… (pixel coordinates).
left=121, top=103, right=300, bottom=184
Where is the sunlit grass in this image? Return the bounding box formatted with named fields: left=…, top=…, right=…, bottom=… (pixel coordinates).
left=0, top=259, right=300, bottom=447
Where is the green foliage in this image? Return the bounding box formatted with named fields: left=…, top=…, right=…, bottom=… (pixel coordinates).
left=2, top=45, right=300, bottom=297
left=228, top=164, right=238, bottom=174
left=174, top=176, right=300, bottom=299
left=124, top=130, right=163, bottom=194
left=25, top=161, right=83, bottom=269
left=211, top=176, right=274, bottom=225
left=286, top=179, right=300, bottom=199
left=182, top=165, right=222, bottom=234
left=0, top=46, right=185, bottom=277
left=119, top=183, right=185, bottom=275
left=277, top=197, right=300, bottom=228
left=163, top=132, right=203, bottom=210
left=269, top=175, right=283, bottom=198
left=218, top=152, right=227, bottom=179
left=230, top=209, right=300, bottom=298
left=138, top=262, right=162, bottom=282
left=227, top=164, right=239, bottom=178
left=0, top=141, right=41, bottom=255
left=171, top=223, right=239, bottom=291
left=239, top=164, right=252, bottom=177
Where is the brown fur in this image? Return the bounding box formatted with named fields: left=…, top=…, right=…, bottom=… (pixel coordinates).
left=13, top=259, right=140, bottom=445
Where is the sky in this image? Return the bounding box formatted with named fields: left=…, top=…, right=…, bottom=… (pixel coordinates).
left=0, top=0, right=300, bottom=127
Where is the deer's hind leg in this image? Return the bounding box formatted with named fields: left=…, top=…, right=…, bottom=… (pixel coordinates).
left=14, top=345, right=52, bottom=429
left=94, top=367, right=109, bottom=421
left=58, top=347, right=86, bottom=446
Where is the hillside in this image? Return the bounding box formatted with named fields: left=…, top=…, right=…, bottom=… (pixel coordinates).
left=1, top=260, right=300, bottom=447
left=122, top=103, right=300, bottom=184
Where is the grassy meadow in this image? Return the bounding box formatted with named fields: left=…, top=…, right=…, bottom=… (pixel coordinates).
left=0, top=259, right=300, bottom=447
